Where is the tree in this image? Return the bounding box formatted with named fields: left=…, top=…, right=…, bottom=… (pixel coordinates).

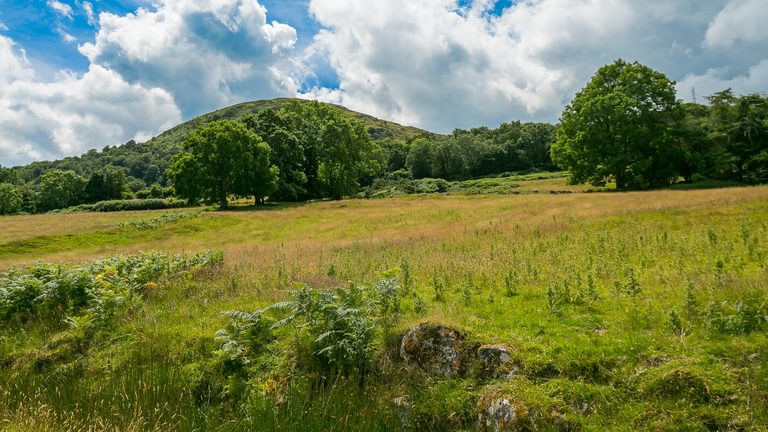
left=0, top=165, right=20, bottom=185
left=519, top=123, right=557, bottom=170
left=238, top=137, right=279, bottom=205
left=318, top=112, right=376, bottom=199
left=406, top=138, right=436, bottom=178
left=703, top=90, right=768, bottom=183
left=144, top=164, right=161, bottom=184
left=551, top=59, right=682, bottom=189
left=433, top=138, right=468, bottom=180
left=85, top=166, right=127, bottom=202
left=275, top=101, right=379, bottom=200
left=168, top=120, right=278, bottom=209
left=37, top=169, right=87, bottom=211
left=243, top=110, right=306, bottom=201
left=0, top=183, right=23, bottom=215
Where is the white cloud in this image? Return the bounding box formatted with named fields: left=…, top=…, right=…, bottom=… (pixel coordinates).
left=705, top=0, right=768, bottom=48
left=82, top=1, right=96, bottom=26
left=56, top=27, right=77, bottom=44
left=0, top=21, right=8, bottom=32
left=47, top=0, right=74, bottom=19
left=0, top=35, right=33, bottom=83
left=678, top=60, right=768, bottom=100
left=0, top=35, right=181, bottom=166
left=300, top=0, right=747, bottom=132
left=4, top=0, right=768, bottom=166
left=79, top=0, right=300, bottom=118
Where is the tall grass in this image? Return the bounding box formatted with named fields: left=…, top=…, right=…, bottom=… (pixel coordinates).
left=1, top=186, right=768, bottom=430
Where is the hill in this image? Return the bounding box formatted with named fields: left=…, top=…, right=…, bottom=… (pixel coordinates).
left=146, top=98, right=430, bottom=153
left=11, top=98, right=433, bottom=185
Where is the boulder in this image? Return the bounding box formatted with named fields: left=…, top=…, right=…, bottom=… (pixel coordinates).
left=400, top=322, right=471, bottom=377
left=477, top=344, right=517, bottom=379
left=477, top=390, right=530, bottom=432
left=477, top=388, right=569, bottom=432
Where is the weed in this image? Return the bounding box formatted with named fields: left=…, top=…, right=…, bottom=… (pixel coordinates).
left=503, top=269, right=517, bottom=297
left=431, top=272, right=445, bottom=302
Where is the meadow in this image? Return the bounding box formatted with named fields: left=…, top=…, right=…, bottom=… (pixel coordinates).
left=1, top=180, right=767, bottom=431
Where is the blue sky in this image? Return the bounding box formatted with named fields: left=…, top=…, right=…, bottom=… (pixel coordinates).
left=0, top=0, right=138, bottom=74
left=1, top=0, right=767, bottom=166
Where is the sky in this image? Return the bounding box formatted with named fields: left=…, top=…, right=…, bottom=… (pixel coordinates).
left=0, top=0, right=767, bottom=166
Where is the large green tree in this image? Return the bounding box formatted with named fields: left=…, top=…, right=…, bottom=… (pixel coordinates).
left=318, top=110, right=377, bottom=199
left=84, top=166, right=127, bottom=202
left=406, top=138, right=436, bottom=179
left=243, top=110, right=306, bottom=201
left=168, top=120, right=278, bottom=209
left=0, top=183, right=23, bottom=215
left=37, top=169, right=87, bottom=211
left=551, top=59, right=682, bottom=189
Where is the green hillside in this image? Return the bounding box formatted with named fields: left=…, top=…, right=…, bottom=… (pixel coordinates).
left=146, top=98, right=431, bottom=154
left=11, top=99, right=432, bottom=185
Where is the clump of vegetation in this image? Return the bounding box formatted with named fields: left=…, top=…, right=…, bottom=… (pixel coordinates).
left=0, top=250, right=224, bottom=323
left=117, top=210, right=203, bottom=230
left=53, top=198, right=190, bottom=214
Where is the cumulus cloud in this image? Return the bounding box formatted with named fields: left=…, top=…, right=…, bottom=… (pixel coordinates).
left=678, top=60, right=768, bottom=100
left=79, top=0, right=300, bottom=118
left=47, top=0, right=74, bottom=19
left=4, top=0, right=768, bottom=166
left=300, top=0, right=748, bottom=132
left=0, top=35, right=181, bottom=166
left=705, top=0, right=768, bottom=48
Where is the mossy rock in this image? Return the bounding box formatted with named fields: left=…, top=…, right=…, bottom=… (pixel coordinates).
left=475, top=344, right=518, bottom=379
left=477, top=381, right=576, bottom=432
left=401, top=322, right=477, bottom=377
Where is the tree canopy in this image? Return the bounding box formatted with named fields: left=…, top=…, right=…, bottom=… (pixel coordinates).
left=551, top=59, right=682, bottom=189
left=168, top=120, right=278, bottom=209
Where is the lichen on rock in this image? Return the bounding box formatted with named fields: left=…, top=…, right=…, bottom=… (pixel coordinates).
left=477, top=344, right=517, bottom=379
left=400, top=322, right=472, bottom=377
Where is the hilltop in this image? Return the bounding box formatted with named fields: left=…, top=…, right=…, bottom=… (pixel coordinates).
left=146, top=98, right=430, bottom=153
left=11, top=98, right=433, bottom=184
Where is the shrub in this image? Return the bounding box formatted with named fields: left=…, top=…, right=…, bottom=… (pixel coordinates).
left=53, top=199, right=191, bottom=214
left=271, top=284, right=378, bottom=379
left=215, top=310, right=273, bottom=377
left=219, top=278, right=402, bottom=382
left=0, top=250, right=224, bottom=324
left=707, top=296, right=767, bottom=334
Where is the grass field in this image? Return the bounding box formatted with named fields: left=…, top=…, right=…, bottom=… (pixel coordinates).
left=1, top=180, right=768, bottom=431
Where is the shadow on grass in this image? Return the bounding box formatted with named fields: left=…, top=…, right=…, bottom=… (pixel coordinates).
left=666, top=180, right=745, bottom=191
left=222, top=201, right=313, bottom=213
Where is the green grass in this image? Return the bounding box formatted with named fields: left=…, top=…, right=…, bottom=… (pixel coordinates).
left=1, top=185, right=768, bottom=430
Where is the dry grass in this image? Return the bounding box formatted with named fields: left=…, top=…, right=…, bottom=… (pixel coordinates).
left=2, top=187, right=767, bottom=271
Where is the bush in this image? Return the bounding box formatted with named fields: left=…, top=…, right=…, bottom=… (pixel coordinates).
left=219, top=278, right=402, bottom=382
left=0, top=250, right=224, bottom=324
left=53, top=198, right=191, bottom=214
left=215, top=310, right=273, bottom=376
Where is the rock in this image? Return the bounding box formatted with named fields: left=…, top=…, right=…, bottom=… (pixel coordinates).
left=477, top=388, right=572, bottom=432
left=477, top=390, right=530, bottom=432
left=477, top=344, right=517, bottom=379
left=400, top=322, right=471, bottom=377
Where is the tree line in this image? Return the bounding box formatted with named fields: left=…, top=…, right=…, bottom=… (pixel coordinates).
left=0, top=101, right=560, bottom=213
left=552, top=59, right=768, bottom=189
left=1, top=66, right=767, bottom=215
